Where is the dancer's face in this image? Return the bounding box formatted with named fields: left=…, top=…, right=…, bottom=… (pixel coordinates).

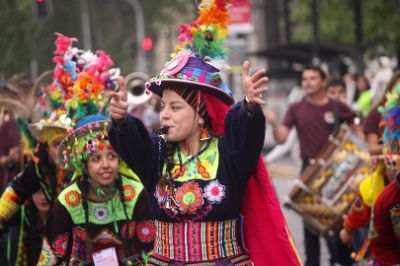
left=32, top=190, right=50, bottom=214
left=47, top=137, right=64, bottom=166
left=160, top=89, right=203, bottom=142
left=87, top=147, right=119, bottom=187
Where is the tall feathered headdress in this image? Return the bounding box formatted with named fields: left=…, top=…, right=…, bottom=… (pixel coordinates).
left=45, top=33, right=119, bottom=123
left=379, top=84, right=400, bottom=166
left=146, top=0, right=234, bottom=106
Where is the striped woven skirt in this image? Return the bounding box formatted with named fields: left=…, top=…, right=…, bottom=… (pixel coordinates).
left=148, top=219, right=253, bottom=265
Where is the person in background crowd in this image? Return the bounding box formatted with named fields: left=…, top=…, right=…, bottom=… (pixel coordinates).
left=0, top=189, right=50, bottom=266
left=353, top=76, right=372, bottom=118
left=265, top=65, right=355, bottom=266
left=364, top=70, right=400, bottom=155
left=326, top=79, right=347, bottom=104
left=370, top=56, right=393, bottom=103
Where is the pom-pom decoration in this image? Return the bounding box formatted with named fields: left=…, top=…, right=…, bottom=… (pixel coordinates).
left=175, top=0, right=231, bottom=59
left=379, top=84, right=400, bottom=168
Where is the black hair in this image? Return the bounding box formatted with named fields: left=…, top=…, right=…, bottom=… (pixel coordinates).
left=34, top=142, right=57, bottom=203
left=326, top=79, right=346, bottom=92
left=302, top=65, right=327, bottom=80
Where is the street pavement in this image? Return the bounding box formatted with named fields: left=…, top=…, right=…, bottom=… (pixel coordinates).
left=268, top=156, right=332, bottom=266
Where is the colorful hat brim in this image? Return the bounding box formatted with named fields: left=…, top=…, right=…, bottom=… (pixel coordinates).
left=148, top=79, right=234, bottom=106
left=28, top=123, right=68, bottom=143
left=58, top=119, right=110, bottom=171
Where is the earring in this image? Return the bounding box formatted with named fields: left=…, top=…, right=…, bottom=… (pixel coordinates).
left=200, top=127, right=210, bottom=141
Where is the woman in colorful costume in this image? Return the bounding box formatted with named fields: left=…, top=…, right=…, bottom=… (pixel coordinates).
left=0, top=112, right=72, bottom=230
left=109, top=1, right=301, bottom=265
left=38, top=115, right=155, bottom=265
left=367, top=84, right=400, bottom=265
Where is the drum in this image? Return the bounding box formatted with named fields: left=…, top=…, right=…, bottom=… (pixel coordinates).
left=284, top=125, right=371, bottom=235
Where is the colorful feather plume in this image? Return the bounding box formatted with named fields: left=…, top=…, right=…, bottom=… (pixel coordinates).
left=175, top=0, right=231, bottom=59
left=379, top=84, right=400, bottom=157
left=15, top=117, right=37, bottom=159
left=46, top=33, right=117, bottom=121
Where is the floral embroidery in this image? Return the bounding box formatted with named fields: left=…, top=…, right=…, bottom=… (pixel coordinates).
left=197, top=158, right=210, bottom=179
left=390, top=204, right=400, bottom=240
left=121, top=221, right=136, bottom=239
left=123, top=184, right=136, bottom=201
left=71, top=227, right=87, bottom=260
left=204, top=180, right=226, bottom=203
left=176, top=181, right=203, bottom=215
left=136, top=221, right=155, bottom=243
left=93, top=207, right=108, bottom=221
left=37, top=238, right=57, bottom=266
left=64, top=190, right=81, bottom=207
left=171, top=165, right=186, bottom=178
left=53, top=233, right=69, bottom=257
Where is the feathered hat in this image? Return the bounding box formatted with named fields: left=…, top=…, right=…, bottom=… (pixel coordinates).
left=146, top=0, right=234, bottom=106
left=378, top=84, right=400, bottom=168
left=48, top=33, right=119, bottom=174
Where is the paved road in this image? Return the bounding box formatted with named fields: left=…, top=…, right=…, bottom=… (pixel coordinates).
left=268, top=156, right=332, bottom=266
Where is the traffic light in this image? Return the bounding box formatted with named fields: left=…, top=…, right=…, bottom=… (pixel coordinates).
left=142, top=38, right=153, bottom=52
left=34, top=0, right=48, bottom=18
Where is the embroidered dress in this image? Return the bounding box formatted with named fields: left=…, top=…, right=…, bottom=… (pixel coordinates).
left=369, top=179, right=400, bottom=265
left=0, top=160, right=71, bottom=222
left=37, top=175, right=155, bottom=265
left=110, top=101, right=265, bottom=265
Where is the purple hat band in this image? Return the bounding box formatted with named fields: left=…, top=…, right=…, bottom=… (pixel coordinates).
left=178, top=57, right=221, bottom=87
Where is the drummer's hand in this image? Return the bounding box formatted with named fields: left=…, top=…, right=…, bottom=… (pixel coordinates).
left=109, top=77, right=128, bottom=123
left=242, top=61, right=269, bottom=108
left=339, top=228, right=354, bottom=246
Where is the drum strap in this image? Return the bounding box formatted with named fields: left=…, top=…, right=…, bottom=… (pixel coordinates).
left=333, top=100, right=340, bottom=135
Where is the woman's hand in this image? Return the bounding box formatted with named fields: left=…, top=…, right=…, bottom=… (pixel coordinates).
left=242, top=61, right=269, bottom=107
left=109, top=77, right=129, bottom=123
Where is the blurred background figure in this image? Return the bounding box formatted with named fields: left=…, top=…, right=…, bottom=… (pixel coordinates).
left=0, top=75, right=35, bottom=191
left=326, top=79, right=347, bottom=104
left=352, top=76, right=372, bottom=118
left=370, top=56, right=393, bottom=104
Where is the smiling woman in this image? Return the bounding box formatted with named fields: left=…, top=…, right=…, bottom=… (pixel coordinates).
left=108, top=0, right=301, bottom=265
left=35, top=33, right=155, bottom=266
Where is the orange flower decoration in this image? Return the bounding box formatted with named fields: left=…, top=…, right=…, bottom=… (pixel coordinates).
left=123, top=184, right=136, bottom=201
left=176, top=181, right=203, bottom=215
left=64, top=190, right=81, bottom=207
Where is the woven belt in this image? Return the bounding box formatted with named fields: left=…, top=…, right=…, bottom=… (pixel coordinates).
left=148, top=253, right=253, bottom=266
left=154, top=219, right=244, bottom=263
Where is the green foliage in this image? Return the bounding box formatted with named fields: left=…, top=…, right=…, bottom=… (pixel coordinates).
left=290, top=0, right=400, bottom=56
left=0, top=0, right=191, bottom=80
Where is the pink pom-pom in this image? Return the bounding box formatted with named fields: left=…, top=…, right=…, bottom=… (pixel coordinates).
left=54, top=32, right=78, bottom=55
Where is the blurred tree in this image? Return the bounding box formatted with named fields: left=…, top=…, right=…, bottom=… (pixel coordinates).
left=0, top=0, right=193, bottom=80
left=290, top=0, right=400, bottom=59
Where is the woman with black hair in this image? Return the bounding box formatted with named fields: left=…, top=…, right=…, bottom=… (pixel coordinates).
left=0, top=113, right=73, bottom=266
left=0, top=189, right=50, bottom=266
left=37, top=115, right=154, bottom=265
left=0, top=113, right=72, bottom=231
